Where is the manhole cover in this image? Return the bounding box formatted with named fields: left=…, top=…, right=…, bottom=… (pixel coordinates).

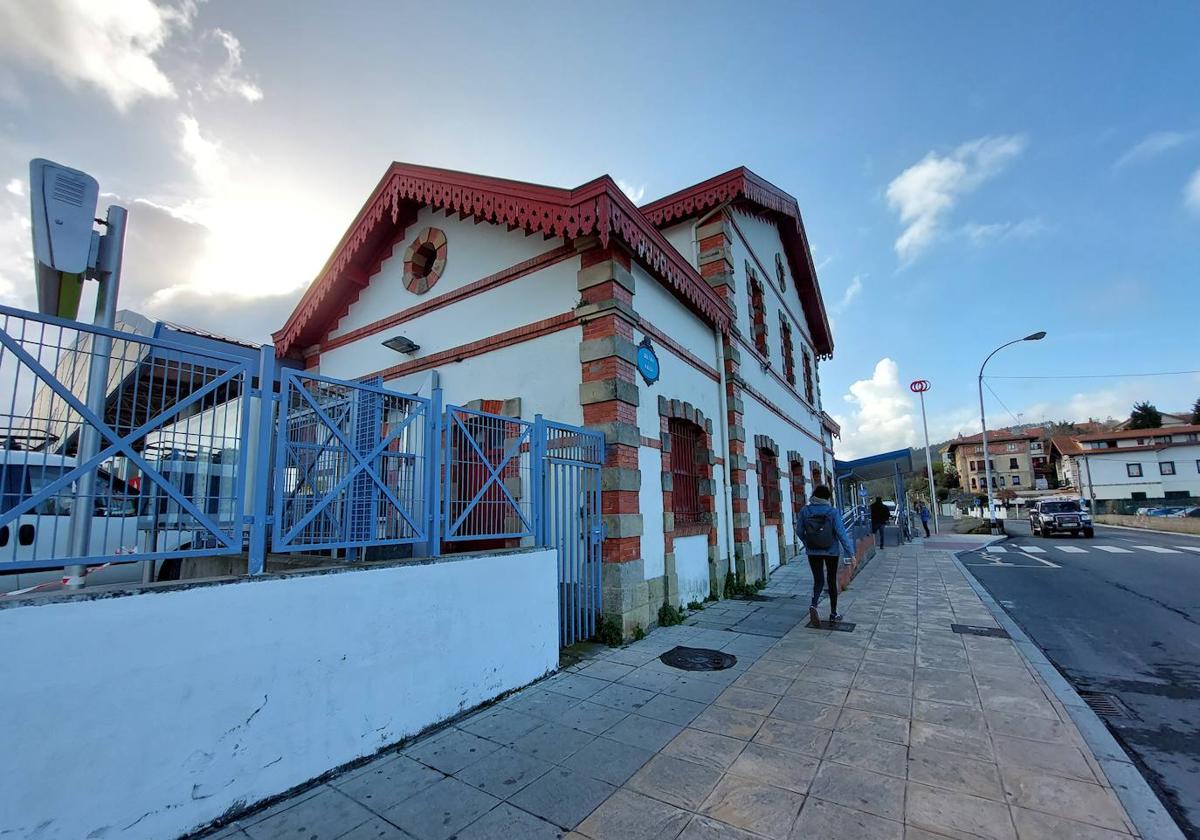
left=1079, top=691, right=1136, bottom=719
left=659, top=646, right=737, bottom=671
left=806, top=619, right=856, bottom=632
left=951, top=623, right=1010, bottom=639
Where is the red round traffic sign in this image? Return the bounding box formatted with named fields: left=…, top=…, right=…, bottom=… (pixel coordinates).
left=909, top=380, right=931, bottom=393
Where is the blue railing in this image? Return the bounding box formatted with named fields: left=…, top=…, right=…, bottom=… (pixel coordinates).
left=0, top=305, right=608, bottom=600
left=0, top=305, right=254, bottom=580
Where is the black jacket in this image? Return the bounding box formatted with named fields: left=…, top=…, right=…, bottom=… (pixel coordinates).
left=870, top=501, right=890, bottom=527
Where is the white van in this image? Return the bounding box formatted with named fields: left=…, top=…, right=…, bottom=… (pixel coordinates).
left=0, top=448, right=241, bottom=594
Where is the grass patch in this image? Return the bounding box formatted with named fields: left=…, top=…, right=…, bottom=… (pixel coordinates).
left=658, top=603, right=685, bottom=627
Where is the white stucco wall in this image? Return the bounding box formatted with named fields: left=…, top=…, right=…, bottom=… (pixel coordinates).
left=674, top=533, right=710, bottom=605
left=639, top=447, right=665, bottom=581
left=660, top=221, right=698, bottom=268
left=0, top=549, right=558, bottom=840
left=632, top=265, right=727, bottom=575
left=329, top=207, right=568, bottom=340
left=764, top=524, right=781, bottom=571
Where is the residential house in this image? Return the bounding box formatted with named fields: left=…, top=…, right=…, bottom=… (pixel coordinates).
left=1053, top=424, right=1200, bottom=501
left=273, top=164, right=840, bottom=635
left=944, top=428, right=1050, bottom=494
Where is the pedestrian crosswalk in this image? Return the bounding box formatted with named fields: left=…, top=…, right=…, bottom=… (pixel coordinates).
left=982, top=542, right=1197, bottom=556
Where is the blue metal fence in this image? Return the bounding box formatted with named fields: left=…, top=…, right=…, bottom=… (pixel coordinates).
left=0, top=304, right=610, bottom=645
left=0, top=305, right=253, bottom=576
left=271, top=370, right=432, bottom=553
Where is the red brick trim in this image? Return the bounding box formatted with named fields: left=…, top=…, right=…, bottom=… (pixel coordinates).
left=322, top=244, right=577, bottom=353
left=640, top=436, right=663, bottom=449
left=358, top=312, right=578, bottom=383
left=401, top=227, right=448, bottom=294
left=638, top=319, right=720, bottom=382
left=730, top=331, right=820, bottom=415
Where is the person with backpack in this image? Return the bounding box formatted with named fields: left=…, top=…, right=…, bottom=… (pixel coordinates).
left=870, top=496, right=890, bottom=547
left=797, top=485, right=856, bottom=626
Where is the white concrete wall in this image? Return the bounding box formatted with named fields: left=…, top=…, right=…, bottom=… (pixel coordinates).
left=1081, top=446, right=1200, bottom=499
left=674, top=534, right=710, bottom=605
left=0, top=549, right=558, bottom=840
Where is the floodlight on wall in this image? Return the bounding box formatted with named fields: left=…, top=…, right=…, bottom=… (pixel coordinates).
left=382, top=335, right=420, bottom=354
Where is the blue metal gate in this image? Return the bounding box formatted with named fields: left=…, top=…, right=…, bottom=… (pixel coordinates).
left=537, top=419, right=604, bottom=646
left=442, top=405, right=534, bottom=544
left=272, top=371, right=433, bottom=552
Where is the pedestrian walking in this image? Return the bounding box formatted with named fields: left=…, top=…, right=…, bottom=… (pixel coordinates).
left=797, top=485, right=856, bottom=626
left=870, top=496, right=890, bottom=548
left=918, top=501, right=931, bottom=537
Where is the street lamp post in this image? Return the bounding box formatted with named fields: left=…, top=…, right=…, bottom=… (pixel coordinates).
left=978, top=331, right=1046, bottom=534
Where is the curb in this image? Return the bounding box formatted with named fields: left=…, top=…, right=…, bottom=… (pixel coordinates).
left=951, top=551, right=1186, bottom=840
left=1092, top=522, right=1200, bottom=539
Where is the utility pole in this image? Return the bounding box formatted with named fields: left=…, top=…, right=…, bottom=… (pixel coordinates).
left=909, top=379, right=939, bottom=534
left=978, top=332, right=1046, bottom=535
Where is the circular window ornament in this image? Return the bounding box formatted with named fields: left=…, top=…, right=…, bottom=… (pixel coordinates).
left=402, top=228, right=447, bottom=294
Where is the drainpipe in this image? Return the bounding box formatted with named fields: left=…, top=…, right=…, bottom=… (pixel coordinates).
left=714, top=328, right=736, bottom=570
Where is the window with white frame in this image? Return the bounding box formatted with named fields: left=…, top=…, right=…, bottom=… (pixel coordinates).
left=1127, top=463, right=1142, bottom=477
left=1006, top=443, right=1018, bottom=452
left=1160, top=461, right=1176, bottom=476
left=1012, top=475, right=1021, bottom=486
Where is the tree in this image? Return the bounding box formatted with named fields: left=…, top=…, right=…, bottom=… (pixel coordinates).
left=1127, top=402, right=1163, bottom=430
left=1191, top=397, right=1200, bottom=424
left=939, top=464, right=960, bottom=490
left=997, top=487, right=1018, bottom=504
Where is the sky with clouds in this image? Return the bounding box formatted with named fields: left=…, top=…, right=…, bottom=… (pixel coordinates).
left=0, top=1, right=1197, bottom=457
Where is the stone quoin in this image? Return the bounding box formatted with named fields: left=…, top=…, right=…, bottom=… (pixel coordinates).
left=275, top=163, right=843, bottom=638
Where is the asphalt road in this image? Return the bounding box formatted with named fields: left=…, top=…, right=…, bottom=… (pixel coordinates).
left=960, top=519, right=1200, bottom=839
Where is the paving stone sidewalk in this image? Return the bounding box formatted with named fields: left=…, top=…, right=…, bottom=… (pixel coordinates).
left=205, top=543, right=1142, bottom=840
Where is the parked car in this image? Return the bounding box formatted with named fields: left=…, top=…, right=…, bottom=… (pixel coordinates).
left=1029, top=498, right=1094, bottom=538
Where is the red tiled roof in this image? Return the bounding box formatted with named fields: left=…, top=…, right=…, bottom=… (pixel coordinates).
left=945, top=428, right=1043, bottom=451
left=1076, top=423, right=1200, bottom=442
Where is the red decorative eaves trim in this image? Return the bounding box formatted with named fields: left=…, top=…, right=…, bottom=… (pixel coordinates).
left=640, top=167, right=834, bottom=359
left=274, top=163, right=730, bottom=357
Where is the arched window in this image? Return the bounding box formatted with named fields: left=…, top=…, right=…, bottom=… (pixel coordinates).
left=759, top=447, right=782, bottom=522
left=668, top=418, right=705, bottom=527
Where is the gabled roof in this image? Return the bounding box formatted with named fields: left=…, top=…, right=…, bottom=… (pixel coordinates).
left=640, top=167, right=834, bottom=358
left=945, top=428, right=1044, bottom=451
left=273, top=163, right=731, bottom=357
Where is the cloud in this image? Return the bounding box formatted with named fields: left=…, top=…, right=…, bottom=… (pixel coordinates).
left=1186, top=168, right=1200, bottom=214
left=886, top=135, right=1027, bottom=263
left=834, top=275, right=863, bottom=312
left=831, top=358, right=918, bottom=459
left=1114, top=131, right=1194, bottom=169
left=4, top=178, right=23, bottom=197
left=206, top=28, right=263, bottom=102
left=616, top=179, right=646, bottom=204
left=961, top=217, right=1047, bottom=244
left=0, top=0, right=195, bottom=111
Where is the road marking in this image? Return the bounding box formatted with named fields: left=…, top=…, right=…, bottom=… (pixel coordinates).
left=1055, top=546, right=1088, bottom=553
left=1093, top=545, right=1132, bottom=553
left=1175, top=546, right=1200, bottom=554
left=985, top=546, right=1007, bottom=553
left=1013, top=545, right=1046, bottom=553
left=1134, top=545, right=1181, bottom=554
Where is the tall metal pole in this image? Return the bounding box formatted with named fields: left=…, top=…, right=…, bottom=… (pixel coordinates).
left=918, top=390, right=939, bottom=534
left=64, top=205, right=126, bottom=587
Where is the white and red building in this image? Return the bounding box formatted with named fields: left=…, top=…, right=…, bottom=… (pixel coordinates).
left=274, top=164, right=841, bottom=634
